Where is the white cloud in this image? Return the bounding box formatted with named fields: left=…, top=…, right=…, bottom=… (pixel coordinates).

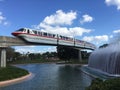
left=69, top=27, right=92, bottom=36
left=39, top=24, right=92, bottom=37
left=0, top=11, right=9, bottom=26
left=113, top=29, right=120, bottom=33
left=42, top=10, right=77, bottom=26
left=80, top=14, right=93, bottom=24
left=105, top=0, right=120, bottom=10
left=3, top=22, right=9, bottom=25
left=0, top=12, right=5, bottom=24
left=33, top=10, right=92, bottom=37
left=83, top=35, right=109, bottom=45
left=109, top=29, right=120, bottom=43
left=110, top=35, right=113, bottom=38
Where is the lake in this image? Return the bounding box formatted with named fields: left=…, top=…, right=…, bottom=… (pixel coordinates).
left=0, top=64, right=93, bottom=90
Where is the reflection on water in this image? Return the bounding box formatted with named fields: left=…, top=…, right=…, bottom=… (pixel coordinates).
left=0, top=64, right=93, bottom=90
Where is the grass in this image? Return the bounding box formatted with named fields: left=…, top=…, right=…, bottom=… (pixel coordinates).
left=0, top=65, right=29, bottom=81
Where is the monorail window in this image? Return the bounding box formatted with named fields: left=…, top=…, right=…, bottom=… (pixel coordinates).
left=17, top=28, right=24, bottom=31
left=59, top=35, right=63, bottom=39
left=48, top=33, right=51, bottom=37
left=33, top=30, right=37, bottom=34
left=59, top=35, right=66, bottom=40
left=63, top=36, right=66, bottom=40
left=43, top=32, right=47, bottom=36
left=27, top=29, right=30, bottom=34
left=38, top=31, right=42, bottom=36
left=48, top=33, right=55, bottom=38
left=53, top=34, right=56, bottom=38
left=68, top=37, right=70, bottom=40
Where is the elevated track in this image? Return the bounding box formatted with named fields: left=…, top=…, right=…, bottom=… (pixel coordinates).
left=0, top=36, right=96, bottom=67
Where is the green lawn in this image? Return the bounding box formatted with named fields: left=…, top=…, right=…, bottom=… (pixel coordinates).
left=0, top=65, right=29, bottom=81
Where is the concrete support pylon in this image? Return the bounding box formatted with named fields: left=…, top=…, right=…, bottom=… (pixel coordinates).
left=78, top=49, right=82, bottom=62
left=0, top=48, right=6, bottom=68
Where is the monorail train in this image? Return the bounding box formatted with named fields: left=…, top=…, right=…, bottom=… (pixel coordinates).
left=12, top=28, right=96, bottom=49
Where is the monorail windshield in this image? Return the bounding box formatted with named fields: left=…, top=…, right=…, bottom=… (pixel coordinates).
left=17, top=28, right=25, bottom=31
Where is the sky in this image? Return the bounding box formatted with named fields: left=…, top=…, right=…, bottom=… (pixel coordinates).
left=0, top=0, right=120, bottom=53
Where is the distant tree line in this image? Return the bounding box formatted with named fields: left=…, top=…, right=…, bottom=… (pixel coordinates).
left=0, top=47, right=58, bottom=62
left=28, top=51, right=58, bottom=60
left=0, top=46, right=91, bottom=62
left=57, top=46, right=90, bottom=62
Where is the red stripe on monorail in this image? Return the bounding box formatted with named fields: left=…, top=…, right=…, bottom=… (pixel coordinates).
left=12, top=32, right=74, bottom=42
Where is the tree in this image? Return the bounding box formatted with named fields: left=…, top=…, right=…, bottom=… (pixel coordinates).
left=6, top=47, right=15, bottom=61
left=99, top=44, right=109, bottom=48
left=0, top=47, right=21, bottom=62
left=42, top=52, right=57, bottom=60
left=29, top=53, right=42, bottom=60
left=57, top=46, right=70, bottom=61
left=57, top=46, right=79, bottom=61
left=13, top=52, right=22, bottom=60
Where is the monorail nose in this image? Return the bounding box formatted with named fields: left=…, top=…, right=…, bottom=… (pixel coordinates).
left=11, top=32, right=18, bottom=36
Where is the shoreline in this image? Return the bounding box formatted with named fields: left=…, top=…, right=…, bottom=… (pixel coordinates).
left=12, top=62, right=86, bottom=65
left=0, top=72, right=33, bottom=87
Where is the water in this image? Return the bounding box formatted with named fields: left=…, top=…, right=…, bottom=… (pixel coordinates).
left=0, top=64, right=93, bottom=90
left=88, top=43, right=120, bottom=75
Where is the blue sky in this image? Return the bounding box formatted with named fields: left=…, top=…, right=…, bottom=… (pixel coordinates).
left=0, top=0, right=120, bottom=53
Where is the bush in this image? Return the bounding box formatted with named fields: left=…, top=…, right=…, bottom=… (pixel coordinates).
left=86, top=78, right=120, bottom=90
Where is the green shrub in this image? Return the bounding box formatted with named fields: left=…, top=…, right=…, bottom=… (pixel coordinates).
left=86, top=78, right=104, bottom=90
left=86, top=78, right=120, bottom=90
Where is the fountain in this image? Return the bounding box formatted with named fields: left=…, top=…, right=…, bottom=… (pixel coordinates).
left=88, top=42, right=120, bottom=76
